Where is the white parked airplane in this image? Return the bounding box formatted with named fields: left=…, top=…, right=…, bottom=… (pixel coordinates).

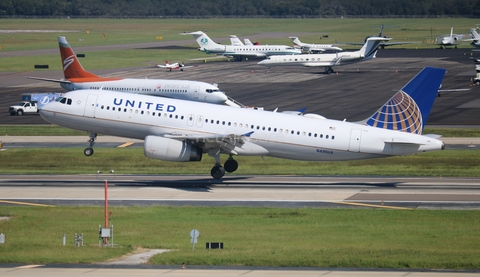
left=465, top=28, right=480, bottom=48
left=436, top=27, right=464, bottom=49
left=258, top=36, right=389, bottom=73
left=156, top=60, right=194, bottom=71
left=28, top=36, right=228, bottom=105
left=290, top=37, right=343, bottom=53
left=39, top=67, right=446, bottom=179
left=183, top=31, right=301, bottom=61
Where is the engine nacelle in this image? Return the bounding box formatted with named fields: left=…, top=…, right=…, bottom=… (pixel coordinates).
left=144, top=136, right=202, bottom=162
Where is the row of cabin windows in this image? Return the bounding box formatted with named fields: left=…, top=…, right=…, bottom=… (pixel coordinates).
left=234, top=48, right=283, bottom=51
left=202, top=118, right=335, bottom=140
left=89, top=87, right=188, bottom=93
left=98, top=105, right=335, bottom=140
left=284, top=58, right=324, bottom=62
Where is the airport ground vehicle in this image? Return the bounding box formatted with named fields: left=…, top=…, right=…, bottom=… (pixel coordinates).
left=9, top=101, right=39, bottom=116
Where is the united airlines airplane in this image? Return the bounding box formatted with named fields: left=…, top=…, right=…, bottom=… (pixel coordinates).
left=40, top=67, right=446, bottom=179
left=28, top=36, right=228, bottom=105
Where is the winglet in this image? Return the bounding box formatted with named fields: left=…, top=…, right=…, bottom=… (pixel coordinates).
left=363, top=67, right=446, bottom=135
left=242, top=131, right=254, bottom=137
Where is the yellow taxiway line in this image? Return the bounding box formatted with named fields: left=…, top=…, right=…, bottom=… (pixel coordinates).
left=0, top=200, right=54, bottom=207
left=117, top=142, right=135, bottom=148
left=336, top=201, right=413, bottom=210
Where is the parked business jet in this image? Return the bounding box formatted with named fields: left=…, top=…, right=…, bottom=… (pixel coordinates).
left=28, top=36, right=228, bottom=105
left=156, top=60, right=194, bottom=71
left=290, top=37, right=343, bottom=53
left=436, top=27, right=464, bottom=49
left=183, top=31, right=301, bottom=61
left=465, top=28, right=480, bottom=48
left=342, top=25, right=417, bottom=49
left=258, top=36, right=389, bottom=73
left=40, top=67, right=445, bottom=179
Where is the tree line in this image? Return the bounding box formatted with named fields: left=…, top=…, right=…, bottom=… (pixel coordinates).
left=1, top=0, right=480, bottom=17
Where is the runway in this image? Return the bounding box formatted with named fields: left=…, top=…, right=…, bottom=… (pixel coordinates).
left=1, top=174, right=480, bottom=210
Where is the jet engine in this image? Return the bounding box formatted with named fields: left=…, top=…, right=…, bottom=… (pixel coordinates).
left=144, top=136, right=202, bottom=162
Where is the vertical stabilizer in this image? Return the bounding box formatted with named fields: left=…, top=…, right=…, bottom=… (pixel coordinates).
left=230, top=35, right=244, bottom=46
left=186, top=31, right=222, bottom=50
left=358, top=37, right=386, bottom=59
left=363, top=67, right=446, bottom=134
left=58, top=36, right=99, bottom=79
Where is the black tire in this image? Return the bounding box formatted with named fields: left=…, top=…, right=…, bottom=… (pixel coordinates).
left=210, top=165, right=225, bottom=179
left=84, top=147, right=94, bottom=156
left=16, top=110, right=24, bottom=116
left=224, top=159, right=238, bottom=173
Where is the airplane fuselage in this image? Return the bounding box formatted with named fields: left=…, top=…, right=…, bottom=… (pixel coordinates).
left=257, top=51, right=367, bottom=67
left=40, top=90, right=443, bottom=162
left=60, top=78, right=228, bottom=104
left=203, top=45, right=301, bottom=58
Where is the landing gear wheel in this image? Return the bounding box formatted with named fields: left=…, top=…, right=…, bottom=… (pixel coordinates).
left=211, top=165, right=225, bottom=179
left=84, top=147, right=94, bottom=156
left=224, top=159, right=238, bottom=173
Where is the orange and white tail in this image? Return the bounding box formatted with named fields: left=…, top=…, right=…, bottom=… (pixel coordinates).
left=58, top=36, right=99, bottom=79
left=165, top=60, right=169, bottom=66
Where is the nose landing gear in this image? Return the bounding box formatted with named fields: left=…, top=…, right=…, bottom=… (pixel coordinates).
left=84, top=133, right=97, bottom=156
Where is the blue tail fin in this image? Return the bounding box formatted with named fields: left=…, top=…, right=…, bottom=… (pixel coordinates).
left=363, top=67, right=446, bottom=134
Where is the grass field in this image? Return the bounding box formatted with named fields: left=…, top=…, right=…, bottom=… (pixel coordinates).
left=1, top=18, right=480, bottom=72
left=0, top=147, right=479, bottom=176
left=0, top=206, right=479, bottom=268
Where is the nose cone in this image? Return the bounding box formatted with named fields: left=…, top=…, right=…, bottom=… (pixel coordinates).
left=257, top=59, right=268, bottom=66
left=213, top=91, right=228, bottom=104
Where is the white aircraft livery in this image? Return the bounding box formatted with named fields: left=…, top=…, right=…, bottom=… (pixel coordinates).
left=436, top=26, right=464, bottom=49
left=290, top=37, right=343, bottom=53
left=183, top=31, right=301, bottom=61
left=28, top=36, right=228, bottom=105
left=40, top=67, right=446, bottom=179
left=258, top=36, right=390, bottom=73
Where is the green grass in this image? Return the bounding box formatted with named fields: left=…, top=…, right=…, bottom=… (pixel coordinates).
left=0, top=206, right=479, bottom=268
left=1, top=18, right=480, bottom=72
left=0, top=147, right=479, bottom=176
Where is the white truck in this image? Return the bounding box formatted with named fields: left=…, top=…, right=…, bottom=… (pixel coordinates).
left=9, top=101, right=39, bottom=116
left=474, top=72, right=480, bottom=86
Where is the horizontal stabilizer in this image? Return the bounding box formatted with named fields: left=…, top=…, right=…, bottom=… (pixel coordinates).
left=27, top=76, right=71, bottom=84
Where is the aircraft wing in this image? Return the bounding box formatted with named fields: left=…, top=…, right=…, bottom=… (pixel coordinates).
left=164, top=131, right=255, bottom=155
left=27, top=76, right=71, bottom=84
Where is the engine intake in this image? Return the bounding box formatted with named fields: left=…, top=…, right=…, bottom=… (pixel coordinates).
left=144, top=136, right=202, bottom=162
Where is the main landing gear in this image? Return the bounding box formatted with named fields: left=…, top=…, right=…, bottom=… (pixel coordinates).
left=209, top=152, right=239, bottom=179
left=84, top=133, right=97, bottom=156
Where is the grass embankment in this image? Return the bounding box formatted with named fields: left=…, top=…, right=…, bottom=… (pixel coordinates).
left=0, top=206, right=479, bottom=269
left=1, top=18, right=479, bottom=72
left=0, top=147, right=479, bottom=176
left=0, top=125, right=479, bottom=176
